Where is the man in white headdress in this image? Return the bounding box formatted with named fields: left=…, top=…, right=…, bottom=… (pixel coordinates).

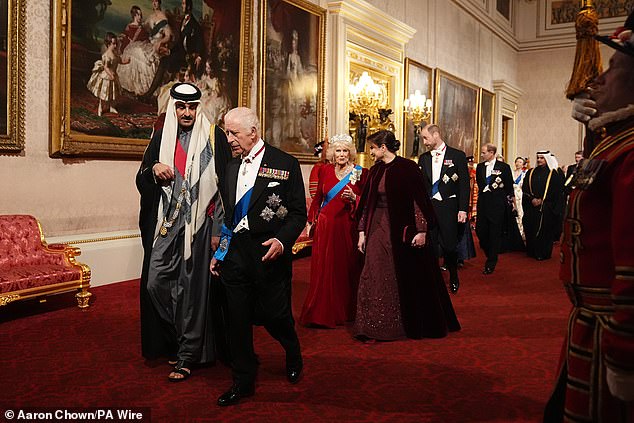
left=136, top=82, right=229, bottom=382
left=521, top=150, right=564, bottom=261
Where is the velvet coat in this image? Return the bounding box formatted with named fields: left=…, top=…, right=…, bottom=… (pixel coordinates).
left=356, top=156, right=460, bottom=339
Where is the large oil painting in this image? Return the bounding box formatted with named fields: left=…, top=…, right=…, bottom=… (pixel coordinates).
left=479, top=88, right=495, bottom=148
left=542, top=0, right=632, bottom=35
left=403, top=58, right=432, bottom=159
left=51, top=0, right=253, bottom=158
left=0, top=0, right=25, bottom=152
left=259, top=0, right=326, bottom=162
left=434, top=70, right=479, bottom=157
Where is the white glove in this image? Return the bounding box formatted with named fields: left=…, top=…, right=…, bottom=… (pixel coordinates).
left=606, top=366, right=634, bottom=402
left=571, top=91, right=597, bottom=123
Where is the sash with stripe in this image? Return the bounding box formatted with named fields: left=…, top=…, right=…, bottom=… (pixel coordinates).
left=321, top=165, right=361, bottom=209
left=430, top=179, right=440, bottom=197
left=213, top=187, right=254, bottom=261
left=514, top=171, right=524, bottom=185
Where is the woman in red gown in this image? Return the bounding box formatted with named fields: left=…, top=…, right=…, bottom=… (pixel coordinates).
left=354, top=130, right=460, bottom=341
left=300, top=134, right=367, bottom=328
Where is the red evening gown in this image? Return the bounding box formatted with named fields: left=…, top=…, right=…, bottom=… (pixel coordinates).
left=300, top=164, right=366, bottom=328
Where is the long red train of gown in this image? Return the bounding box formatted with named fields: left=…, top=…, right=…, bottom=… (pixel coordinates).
left=300, top=164, right=366, bottom=328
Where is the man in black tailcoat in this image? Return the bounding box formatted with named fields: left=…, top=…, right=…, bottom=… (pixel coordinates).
left=418, top=124, right=470, bottom=294
left=211, top=107, right=306, bottom=406
left=475, top=143, right=515, bottom=274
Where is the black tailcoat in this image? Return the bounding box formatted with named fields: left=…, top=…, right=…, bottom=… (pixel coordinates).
left=418, top=146, right=470, bottom=254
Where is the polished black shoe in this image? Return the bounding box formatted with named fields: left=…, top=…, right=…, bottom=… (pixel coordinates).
left=286, top=360, right=303, bottom=384
left=449, top=277, right=459, bottom=294
left=217, top=384, right=255, bottom=407
left=482, top=267, right=494, bottom=275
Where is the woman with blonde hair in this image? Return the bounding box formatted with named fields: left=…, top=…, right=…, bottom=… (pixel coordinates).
left=300, top=134, right=367, bottom=327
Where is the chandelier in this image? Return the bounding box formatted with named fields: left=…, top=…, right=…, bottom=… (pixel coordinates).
left=348, top=71, right=391, bottom=154
left=403, top=90, right=433, bottom=158
left=348, top=72, right=387, bottom=118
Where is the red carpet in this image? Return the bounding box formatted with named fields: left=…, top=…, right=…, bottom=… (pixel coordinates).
left=0, top=248, right=569, bottom=422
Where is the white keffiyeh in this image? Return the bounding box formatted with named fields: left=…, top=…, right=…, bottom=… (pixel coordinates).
left=155, top=96, right=218, bottom=260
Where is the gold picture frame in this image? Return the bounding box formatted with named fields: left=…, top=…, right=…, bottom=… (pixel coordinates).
left=434, top=69, right=480, bottom=157
left=258, top=0, right=326, bottom=163
left=478, top=88, right=495, bottom=148
left=0, top=0, right=25, bottom=152
left=50, top=0, right=254, bottom=158
left=403, top=58, right=433, bottom=159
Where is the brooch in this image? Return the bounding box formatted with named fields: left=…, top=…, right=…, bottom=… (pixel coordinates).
left=218, top=237, right=228, bottom=252
left=276, top=206, right=288, bottom=219
left=260, top=206, right=275, bottom=222
left=492, top=182, right=498, bottom=189
left=451, top=174, right=458, bottom=182
left=349, top=168, right=362, bottom=185
left=442, top=174, right=450, bottom=183
left=267, top=193, right=282, bottom=208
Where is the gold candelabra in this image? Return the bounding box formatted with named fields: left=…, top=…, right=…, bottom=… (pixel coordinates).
left=403, top=90, right=432, bottom=157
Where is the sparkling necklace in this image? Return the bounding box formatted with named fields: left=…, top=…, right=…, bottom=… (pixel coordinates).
left=335, top=163, right=352, bottom=180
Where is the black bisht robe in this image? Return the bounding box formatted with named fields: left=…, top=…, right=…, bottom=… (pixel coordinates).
left=521, top=165, right=564, bottom=260
left=136, top=124, right=231, bottom=360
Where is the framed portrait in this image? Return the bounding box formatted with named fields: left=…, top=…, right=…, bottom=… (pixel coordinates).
left=259, top=0, right=326, bottom=163
left=51, top=0, right=254, bottom=158
left=478, top=88, right=495, bottom=148
left=433, top=69, right=479, bottom=157
left=540, top=0, right=629, bottom=35
left=0, top=0, right=25, bottom=152
left=403, top=58, right=432, bottom=159
left=496, top=0, right=511, bottom=21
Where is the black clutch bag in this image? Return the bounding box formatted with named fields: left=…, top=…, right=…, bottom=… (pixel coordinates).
left=402, top=225, right=418, bottom=245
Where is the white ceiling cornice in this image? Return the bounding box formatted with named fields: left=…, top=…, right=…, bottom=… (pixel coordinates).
left=448, top=0, right=520, bottom=51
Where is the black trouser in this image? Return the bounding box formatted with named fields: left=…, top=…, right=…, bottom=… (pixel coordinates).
left=220, top=231, right=301, bottom=387
left=475, top=209, right=503, bottom=269
left=431, top=198, right=463, bottom=281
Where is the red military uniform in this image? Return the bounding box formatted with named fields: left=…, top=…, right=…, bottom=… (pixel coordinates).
left=553, top=116, right=634, bottom=422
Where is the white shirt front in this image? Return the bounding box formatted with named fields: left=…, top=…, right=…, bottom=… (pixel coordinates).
left=234, top=139, right=265, bottom=233
left=431, top=142, right=446, bottom=201
left=482, top=159, right=497, bottom=192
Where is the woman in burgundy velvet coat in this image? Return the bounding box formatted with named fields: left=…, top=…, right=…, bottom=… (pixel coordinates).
left=354, top=130, right=460, bottom=341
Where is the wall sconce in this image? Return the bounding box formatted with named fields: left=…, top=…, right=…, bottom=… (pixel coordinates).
left=403, top=90, right=432, bottom=157
left=348, top=71, right=390, bottom=153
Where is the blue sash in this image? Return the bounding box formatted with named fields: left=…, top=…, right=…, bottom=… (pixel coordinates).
left=214, top=187, right=253, bottom=261
left=514, top=171, right=524, bottom=185
left=430, top=179, right=440, bottom=197
left=486, top=175, right=493, bottom=185
left=321, top=165, right=361, bottom=209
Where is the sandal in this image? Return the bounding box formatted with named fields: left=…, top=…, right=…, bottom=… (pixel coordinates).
left=168, top=360, right=192, bottom=382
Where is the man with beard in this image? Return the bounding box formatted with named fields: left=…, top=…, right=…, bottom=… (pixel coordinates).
left=136, top=82, right=227, bottom=381
left=521, top=150, right=564, bottom=261
left=418, top=124, right=470, bottom=293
